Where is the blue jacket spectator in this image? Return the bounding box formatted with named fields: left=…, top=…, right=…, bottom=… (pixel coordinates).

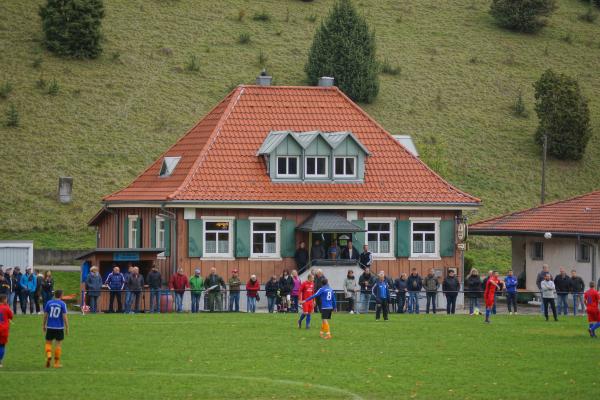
left=504, top=275, right=518, bottom=293
left=105, top=270, right=125, bottom=291
left=20, top=270, right=37, bottom=292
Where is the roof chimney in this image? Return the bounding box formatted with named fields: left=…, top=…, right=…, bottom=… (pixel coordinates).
left=256, top=69, right=272, bottom=86
left=318, top=76, right=334, bottom=87
left=58, top=176, right=73, bottom=204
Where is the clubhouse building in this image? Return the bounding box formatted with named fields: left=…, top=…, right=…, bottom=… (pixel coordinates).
left=82, top=81, right=480, bottom=284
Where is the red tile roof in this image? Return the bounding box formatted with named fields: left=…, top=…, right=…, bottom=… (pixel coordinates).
left=470, top=190, right=600, bottom=237
left=104, top=85, right=480, bottom=205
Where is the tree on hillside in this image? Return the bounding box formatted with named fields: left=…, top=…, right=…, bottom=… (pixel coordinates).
left=533, top=69, right=592, bottom=161
left=39, top=0, right=105, bottom=59
left=304, top=0, right=379, bottom=103
left=490, top=0, right=557, bottom=33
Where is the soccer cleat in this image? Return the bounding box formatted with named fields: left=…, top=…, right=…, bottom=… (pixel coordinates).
left=319, top=331, right=325, bottom=338
left=298, top=320, right=302, bottom=329
left=45, top=356, right=51, bottom=368
left=323, top=334, right=332, bottom=340
left=53, top=363, right=62, bottom=368
left=0, top=362, right=3, bottom=368
left=589, top=328, right=594, bottom=337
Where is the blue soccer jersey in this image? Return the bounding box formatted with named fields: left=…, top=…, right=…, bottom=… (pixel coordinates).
left=44, top=299, right=67, bottom=330
left=306, top=285, right=336, bottom=309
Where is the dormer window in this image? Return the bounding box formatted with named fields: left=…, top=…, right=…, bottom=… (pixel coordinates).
left=159, top=156, right=181, bottom=177
left=305, top=156, right=328, bottom=177
left=334, top=156, right=356, bottom=178
left=276, top=156, right=299, bottom=178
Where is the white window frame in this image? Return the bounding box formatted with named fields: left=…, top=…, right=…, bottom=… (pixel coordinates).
left=201, top=217, right=235, bottom=260
left=127, top=215, right=139, bottom=249
left=305, top=156, right=328, bottom=178
left=249, top=217, right=282, bottom=260
left=276, top=156, right=300, bottom=178
left=159, top=156, right=181, bottom=177
left=364, top=217, right=395, bottom=258
left=333, top=156, right=357, bottom=178
left=155, top=216, right=166, bottom=258
left=409, top=217, right=440, bottom=260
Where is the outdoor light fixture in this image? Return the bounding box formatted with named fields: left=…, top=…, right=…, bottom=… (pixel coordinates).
left=544, top=232, right=552, bottom=239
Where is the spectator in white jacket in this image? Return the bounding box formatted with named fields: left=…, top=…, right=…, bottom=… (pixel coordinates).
left=541, top=274, right=558, bottom=322
left=343, top=270, right=359, bottom=314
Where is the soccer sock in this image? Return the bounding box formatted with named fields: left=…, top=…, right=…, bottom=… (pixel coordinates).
left=306, top=314, right=311, bottom=328
left=54, top=348, right=61, bottom=365
left=44, top=343, right=52, bottom=359
left=485, top=309, right=490, bottom=320
left=320, top=321, right=325, bottom=333
left=324, top=321, right=330, bottom=335
left=0, top=345, right=5, bottom=361
left=591, top=322, right=600, bottom=333
left=590, top=323, right=594, bottom=329
left=299, top=314, right=306, bottom=324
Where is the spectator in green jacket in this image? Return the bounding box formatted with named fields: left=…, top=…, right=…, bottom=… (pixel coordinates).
left=189, top=268, right=204, bottom=313
left=228, top=269, right=241, bottom=312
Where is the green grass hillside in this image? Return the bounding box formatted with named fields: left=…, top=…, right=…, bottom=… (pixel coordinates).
left=1, top=1, right=599, bottom=269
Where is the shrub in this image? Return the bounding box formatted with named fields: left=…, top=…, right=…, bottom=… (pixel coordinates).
left=0, top=81, right=13, bottom=99
left=490, top=0, right=557, bottom=33
left=513, top=89, right=528, bottom=117
left=578, top=5, right=598, bottom=22
left=36, top=76, right=47, bottom=89
left=237, top=9, right=246, bottom=21
left=258, top=50, right=268, bottom=66
left=379, top=58, right=400, bottom=75
left=47, top=78, right=60, bottom=95
left=562, top=32, right=573, bottom=44
left=5, top=103, right=19, bottom=127
left=534, top=69, right=592, bottom=160
left=306, top=14, right=317, bottom=23
left=305, top=0, right=379, bottom=103
left=185, top=55, right=200, bottom=72
left=252, top=10, right=271, bottom=22
left=39, top=0, right=105, bottom=58
left=238, top=32, right=251, bottom=44
left=32, top=56, right=43, bottom=69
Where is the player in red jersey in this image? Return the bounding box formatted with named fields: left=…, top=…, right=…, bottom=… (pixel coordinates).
left=584, top=281, right=600, bottom=338
left=0, top=294, right=14, bottom=368
left=483, top=271, right=501, bottom=323
left=298, top=273, right=315, bottom=329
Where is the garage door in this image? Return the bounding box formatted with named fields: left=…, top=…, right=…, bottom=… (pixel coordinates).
left=0, top=247, right=30, bottom=268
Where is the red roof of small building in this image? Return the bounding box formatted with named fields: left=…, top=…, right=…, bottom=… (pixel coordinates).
left=470, top=189, right=600, bottom=237
left=103, top=85, right=479, bottom=205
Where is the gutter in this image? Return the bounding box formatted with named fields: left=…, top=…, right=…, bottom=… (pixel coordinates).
left=469, top=229, right=600, bottom=239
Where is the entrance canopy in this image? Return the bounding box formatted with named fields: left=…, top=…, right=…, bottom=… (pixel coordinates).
left=297, top=212, right=365, bottom=233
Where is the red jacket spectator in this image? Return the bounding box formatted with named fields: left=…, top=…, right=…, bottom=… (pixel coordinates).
left=169, top=272, right=189, bottom=294
left=246, top=278, right=260, bottom=298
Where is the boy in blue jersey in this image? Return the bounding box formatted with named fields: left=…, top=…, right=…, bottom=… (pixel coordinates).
left=301, top=278, right=336, bottom=339
left=372, top=272, right=390, bottom=321
left=43, top=290, right=69, bottom=368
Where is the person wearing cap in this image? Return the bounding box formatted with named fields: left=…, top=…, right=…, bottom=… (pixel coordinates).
left=19, top=267, right=37, bottom=314
left=189, top=268, right=204, bottom=313
left=246, top=274, right=260, bottom=313
left=228, top=269, right=242, bottom=312
left=146, top=265, right=162, bottom=313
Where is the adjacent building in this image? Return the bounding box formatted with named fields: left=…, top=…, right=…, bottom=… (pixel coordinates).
left=83, top=83, right=480, bottom=285
left=470, top=190, right=600, bottom=290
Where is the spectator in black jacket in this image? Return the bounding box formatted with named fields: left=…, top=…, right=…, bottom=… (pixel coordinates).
left=0, top=273, right=10, bottom=296
left=554, top=267, right=571, bottom=316
left=394, top=273, right=408, bottom=313
left=146, top=266, right=162, bottom=313
left=41, top=270, right=54, bottom=308
left=278, top=270, right=293, bottom=312
left=442, top=269, right=460, bottom=315
left=126, top=267, right=144, bottom=313
left=341, top=241, right=359, bottom=261
left=294, top=242, right=309, bottom=271
left=265, top=275, right=279, bottom=313
left=310, top=239, right=326, bottom=264
left=465, top=268, right=482, bottom=315
left=359, top=244, right=373, bottom=270
left=358, top=268, right=376, bottom=313
left=85, top=266, right=103, bottom=313
left=10, top=267, right=22, bottom=314
left=570, top=269, right=585, bottom=316
left=313, top=269, right=326, bottom=312
left=406, top=268, right=422, bottom=314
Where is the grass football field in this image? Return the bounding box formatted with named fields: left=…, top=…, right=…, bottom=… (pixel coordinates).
left=2, top=312, right=598, bottom=399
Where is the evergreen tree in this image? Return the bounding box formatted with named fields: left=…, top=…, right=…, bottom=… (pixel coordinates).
left=534, top=69, right=591, bottom=160
left=39, top=0, right=105, bottom=59
left=304, top=0, right=379, bottom=103
left=490, top=0, right=557, bottom=33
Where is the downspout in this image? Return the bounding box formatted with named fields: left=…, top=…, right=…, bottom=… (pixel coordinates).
left=160, top=205, right=177, bottom=274
left=103, top=206, right=118, bottom=248
left=580, top=238, right=597, bottom=285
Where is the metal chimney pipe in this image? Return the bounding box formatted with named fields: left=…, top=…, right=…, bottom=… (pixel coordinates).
left=256, top=69, right=272, bottom=86
left=318, top=76, right=334, bottom=87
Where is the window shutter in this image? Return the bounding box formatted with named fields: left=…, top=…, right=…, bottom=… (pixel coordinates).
left=280, top=219, right=296, bottom=258
left=123, top=217, right=129, bottom=248
left=235, top=219, right=250, bottom=257
left=395, top=220, right=411, bottom=257
left=164, top=218, right=171, bottom=257
left=440, top=219, right=455, bottom=257
left=188, top=219, right=203, bottom=258
left=150, top=218, right=156, bottom=248
left=351, top=220, right=365, bottom=251
left=136, top=218, right=142, bottom=248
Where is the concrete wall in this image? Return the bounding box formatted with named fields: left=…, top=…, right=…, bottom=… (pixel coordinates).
left=34, top=249, right=88, bottom=265
left=520, top=236, right=598, bottom=291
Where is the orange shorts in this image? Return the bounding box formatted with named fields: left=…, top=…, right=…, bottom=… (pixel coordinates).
left=587, top=309, right=600, bottom=323
left=302, top=300, right=314, bottom=314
